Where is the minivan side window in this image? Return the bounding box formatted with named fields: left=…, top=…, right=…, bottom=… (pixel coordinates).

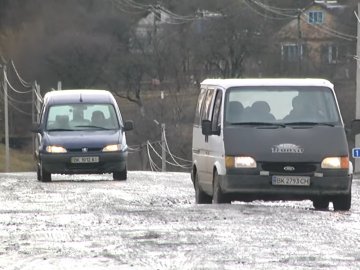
left=211, top=90, right=222, bottom=132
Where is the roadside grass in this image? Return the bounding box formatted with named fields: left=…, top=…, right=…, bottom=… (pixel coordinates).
left=0, top=145, right=35, bottom=172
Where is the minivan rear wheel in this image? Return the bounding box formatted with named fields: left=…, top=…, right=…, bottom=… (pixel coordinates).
left=212, top=171, right=231, bottom=204
left=333, top=192, right=351, bottom=211
left=194, top=173, right=212, bottom=204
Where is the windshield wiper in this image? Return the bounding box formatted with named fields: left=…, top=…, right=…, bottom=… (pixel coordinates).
left=80, top=125, right=113, bottom=130
left=47, top=128, right=74, bottom=131
left=284, top=122, right=335, bottom=127
left=230, top=122, right=286, bottom=128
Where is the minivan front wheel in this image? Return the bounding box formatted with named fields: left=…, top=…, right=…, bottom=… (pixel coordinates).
left=113, top=167, right=127, bottom=181
left=38, top=162, right=51, bottom=182
left=194, top=173, right=212, bottom=204
left=212, top=171, right=230, bottom=204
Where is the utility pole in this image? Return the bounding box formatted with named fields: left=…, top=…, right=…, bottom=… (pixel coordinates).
left=161, top=123, right=166, bottom=172
left=355, top=2, right=360, bottom=173
left=297, top=9, right=302, bottom=75
left=3, top=64, right=10, bottom=172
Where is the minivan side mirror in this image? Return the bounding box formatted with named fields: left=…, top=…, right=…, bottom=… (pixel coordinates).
left=31, top=123, right=42, bottom=133
left=123, top=120, right=134, bottom=131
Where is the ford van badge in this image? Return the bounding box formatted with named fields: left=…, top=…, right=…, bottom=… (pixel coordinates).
left=272, top=143, right=304, bottom=154
left=284, top=166, right=295, bottom=171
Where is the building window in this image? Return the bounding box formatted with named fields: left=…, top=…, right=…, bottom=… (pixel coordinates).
left=281, top=43, right=303, bottom=63
left=321, top=44, right=338, bottom=64
left=308, top=11, right=324, bottom=24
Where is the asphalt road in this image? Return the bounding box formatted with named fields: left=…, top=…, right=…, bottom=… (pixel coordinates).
left=0, top=171, right=359, bottom=270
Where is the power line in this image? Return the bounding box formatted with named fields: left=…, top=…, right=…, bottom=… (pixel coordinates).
left=4, top=72, right=33, bottom=94
left=147, top=140, right=191, bottom=170
left=301, top=14, right=356, bottom=41
left=0, top=90, right=32, bottom=116
left=244, top=0, right=298, bottom=20
left=10, top=60, right=32, bottom=88
left=300, top=17, right=355, bottom=41
left=146, top=141, right=161, bottom=171
left=249, top=0, right=356, bottom=41
left=112, top=0, right=146, bottom=14
left=251, top=0, right=298, bottom=18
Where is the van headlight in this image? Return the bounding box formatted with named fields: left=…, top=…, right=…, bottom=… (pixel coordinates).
left=102, top=144, right=121, bottom=152
left=321, top=157, right=349, bottom=169
left=46, top=145, right=67, bottom=153
left=226, top=156, right=257, bottom=168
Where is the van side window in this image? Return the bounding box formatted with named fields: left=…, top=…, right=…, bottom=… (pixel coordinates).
left=211, top=90, right=222, bottom=132
left=194, top=88, right=207, bottom=126
left=202, top=89, right=215, bottom=121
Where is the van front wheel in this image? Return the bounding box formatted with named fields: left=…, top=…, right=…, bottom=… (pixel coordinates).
left=212, top=172, right=230, bottom=204
left=333, top=192, right=351, bottom=211
left=194, top=173, right=212, bottom=204
left=312, top=198, right=329, bottom=210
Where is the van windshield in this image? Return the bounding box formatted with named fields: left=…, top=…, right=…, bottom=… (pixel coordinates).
left=46, top=103, right=119, bottom=131
left=224, top=86, right=341, bottom=126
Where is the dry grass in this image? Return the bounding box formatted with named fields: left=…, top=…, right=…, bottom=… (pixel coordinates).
left=0, top=145, right=36, bottom=172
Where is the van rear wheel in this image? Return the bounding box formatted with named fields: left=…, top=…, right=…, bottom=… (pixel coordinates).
left=212, top=171, right=231, bottom=204
left=194, top=173, right=212, bottom=204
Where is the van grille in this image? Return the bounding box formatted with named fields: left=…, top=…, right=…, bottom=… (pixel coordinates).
left=261, top=162, right=317, bottom=174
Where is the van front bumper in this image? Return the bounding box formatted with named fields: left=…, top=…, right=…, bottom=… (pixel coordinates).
left=218, top=173, right=352, bottom=201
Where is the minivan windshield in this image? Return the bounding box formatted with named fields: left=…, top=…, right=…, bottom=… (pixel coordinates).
left=46, top=103, right=119, bottom=131
left=224, top=86, right=341, bottom=126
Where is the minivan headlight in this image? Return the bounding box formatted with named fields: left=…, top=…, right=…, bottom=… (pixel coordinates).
left=46, top=145, right=67, bottom=153
left=226, top=156, right=257, bottom=168
left=102, top=144, right=121, bottom=152
left=321, top=157, right=349, bottom=169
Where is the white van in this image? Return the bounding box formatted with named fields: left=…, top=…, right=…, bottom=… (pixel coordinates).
left=191, top=78, right=353, bottom=211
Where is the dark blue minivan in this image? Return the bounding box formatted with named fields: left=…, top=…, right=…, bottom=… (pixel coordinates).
left=32, top=89, right=133, bottom=182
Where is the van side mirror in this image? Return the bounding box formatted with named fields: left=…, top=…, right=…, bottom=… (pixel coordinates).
left=202, top=120, right=221, bottom=136
left=31, top=123, right=42, bottom=133
left=123, top=120, right=134, bottom=131
left=202, top=120, right=212, bottom=136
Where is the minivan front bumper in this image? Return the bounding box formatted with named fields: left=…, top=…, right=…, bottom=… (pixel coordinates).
left=40, top=151, right=127, bottom=174
left=218, top=173, right=352, bottom=201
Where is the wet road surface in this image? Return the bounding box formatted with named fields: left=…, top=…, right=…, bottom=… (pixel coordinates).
left=0, top=172, right=359, bottom=269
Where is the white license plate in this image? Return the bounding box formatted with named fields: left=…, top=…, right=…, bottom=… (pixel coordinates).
left=272, top=175, right=310, bottom=186
left=71, top=156, right=99, bottom=163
